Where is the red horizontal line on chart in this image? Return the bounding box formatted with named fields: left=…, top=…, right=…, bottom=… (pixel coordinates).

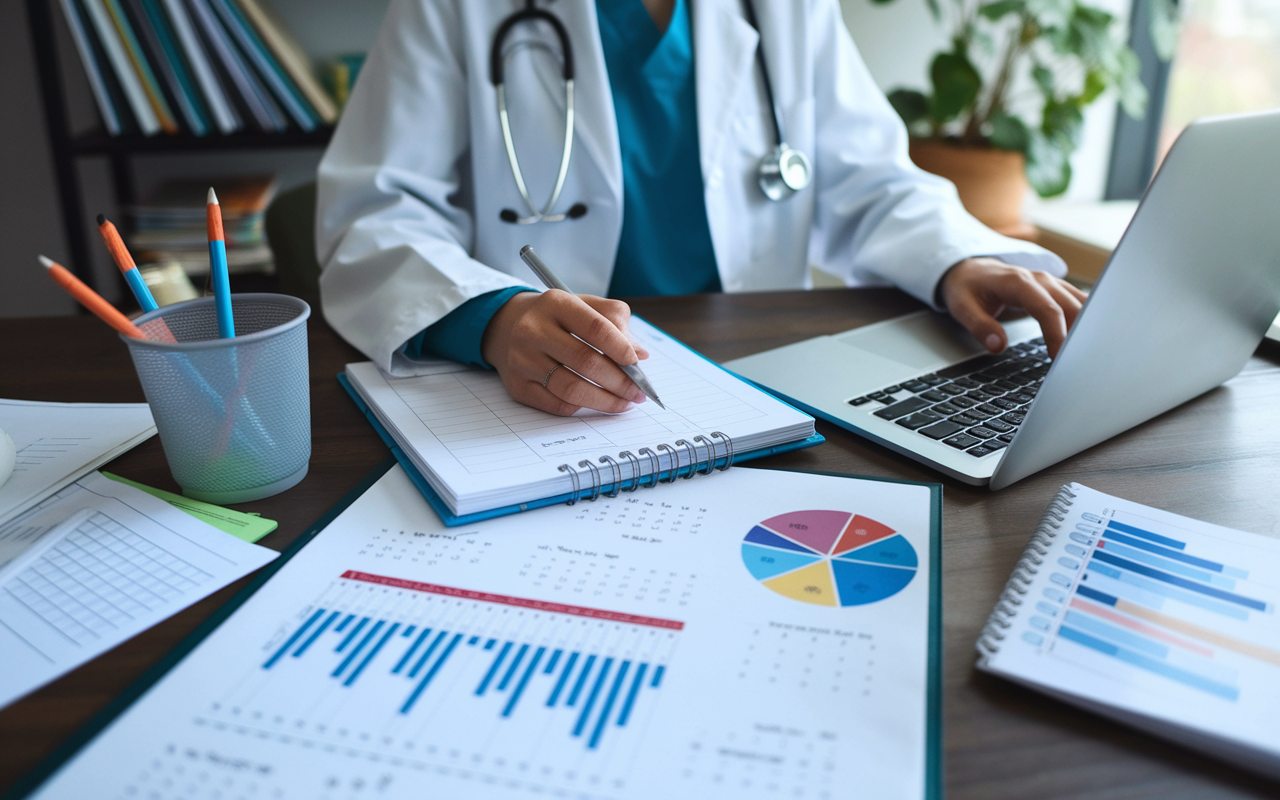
left=341, top=570, right=686, bottom=630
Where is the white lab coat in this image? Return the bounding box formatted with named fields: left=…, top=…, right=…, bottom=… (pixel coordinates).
left=316, top=0, right=1063, bottom=375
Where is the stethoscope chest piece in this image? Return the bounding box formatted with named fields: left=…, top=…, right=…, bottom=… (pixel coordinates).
left=758, top=143, right=812, bottom=201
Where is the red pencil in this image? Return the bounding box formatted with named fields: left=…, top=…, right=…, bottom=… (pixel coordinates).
left=39, top=256, right=148, bottom=340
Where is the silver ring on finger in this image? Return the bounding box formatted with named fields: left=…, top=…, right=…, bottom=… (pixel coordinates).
left=542, top=364, right=565, bottom=389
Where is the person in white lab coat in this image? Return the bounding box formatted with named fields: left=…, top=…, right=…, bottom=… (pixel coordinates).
left=316, top=0, right=1084, bottom=416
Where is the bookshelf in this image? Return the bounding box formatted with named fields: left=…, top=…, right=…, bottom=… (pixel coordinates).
left=25, top=0, right=335, bottom=291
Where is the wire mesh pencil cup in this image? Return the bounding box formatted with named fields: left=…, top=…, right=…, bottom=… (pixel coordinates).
left=122, top=294, right=311, bottom=503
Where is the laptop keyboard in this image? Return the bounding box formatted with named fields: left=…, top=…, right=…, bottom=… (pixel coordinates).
left=847, top=338, right=1049, bottom=458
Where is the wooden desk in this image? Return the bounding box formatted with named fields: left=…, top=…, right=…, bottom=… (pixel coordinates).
left=3, top=289, right=1279, bottom=799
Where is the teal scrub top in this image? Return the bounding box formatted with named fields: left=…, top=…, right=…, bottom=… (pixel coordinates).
left=407, top=0, right=719, bottom=367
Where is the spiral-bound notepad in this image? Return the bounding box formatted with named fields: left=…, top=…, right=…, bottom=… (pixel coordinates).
left=977, top=483, right=1280, bottom=779
left=340, top=318, right=821, bottom=525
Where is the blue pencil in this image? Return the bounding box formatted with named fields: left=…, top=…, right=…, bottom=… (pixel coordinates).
left=207, top=187, right=235, bottom=338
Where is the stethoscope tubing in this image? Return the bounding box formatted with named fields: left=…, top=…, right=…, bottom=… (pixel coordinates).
left=491, top=0, right=810, bottom=223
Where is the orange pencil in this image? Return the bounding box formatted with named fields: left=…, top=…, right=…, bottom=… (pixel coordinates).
left=39, top=255, right=148, bottom=340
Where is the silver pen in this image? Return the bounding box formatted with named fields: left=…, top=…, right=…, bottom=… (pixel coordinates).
left=519, top=245, right=665, bottom=409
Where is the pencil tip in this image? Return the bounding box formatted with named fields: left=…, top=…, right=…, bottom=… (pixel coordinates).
left=207, top=187, right=218, bottom=205
left=96, top=213, right=106, bottom=226
left=38, top=255, right=54, bottom=269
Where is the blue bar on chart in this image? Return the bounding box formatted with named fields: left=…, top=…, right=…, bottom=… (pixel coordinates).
left=259, top=573, right=682, bottom=752
left=1091, top=551, right=1266, bottom=611
left=1058, top=625, right=1239, bottom=700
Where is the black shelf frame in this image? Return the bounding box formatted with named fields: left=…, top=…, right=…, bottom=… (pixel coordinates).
left=26, top=0, right=332, bottom=290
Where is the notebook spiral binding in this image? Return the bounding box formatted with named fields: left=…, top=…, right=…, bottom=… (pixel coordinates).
left=556, top=431, right=735, bottom=505
left=976, top=484, right=1077, bottom=656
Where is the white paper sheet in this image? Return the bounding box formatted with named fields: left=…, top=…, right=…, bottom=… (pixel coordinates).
left=0, top=472, right=277, bottom=709
left=27, top=466, right=937, bottom=800
left=346, top=318, right=815, bottom=515
left=0, top=399, right=156, bottom=526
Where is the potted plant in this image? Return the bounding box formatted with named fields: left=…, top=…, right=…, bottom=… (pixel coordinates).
left=876, top=0, right=1177, bottom=234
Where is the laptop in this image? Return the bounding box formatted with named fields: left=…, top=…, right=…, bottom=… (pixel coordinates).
left=724, top=110, right=1280, bottom=489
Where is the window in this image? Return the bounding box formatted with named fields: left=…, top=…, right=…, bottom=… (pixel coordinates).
left=1158, top=0, right=1280, bottom=161
left=1106, top=0, right=1280, bottom=199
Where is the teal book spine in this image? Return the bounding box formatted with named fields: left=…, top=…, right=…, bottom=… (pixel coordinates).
left=138, top=0, right=212, bottom=135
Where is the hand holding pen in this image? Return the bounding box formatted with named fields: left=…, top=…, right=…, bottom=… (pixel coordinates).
left=477, top=247, right=662, bottom=417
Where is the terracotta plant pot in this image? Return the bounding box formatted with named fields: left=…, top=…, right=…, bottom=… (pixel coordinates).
left=908, top=139, right=1035, bottom=239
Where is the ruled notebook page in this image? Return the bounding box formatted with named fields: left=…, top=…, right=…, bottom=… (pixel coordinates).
left=345, top=318, right=814, bottom=516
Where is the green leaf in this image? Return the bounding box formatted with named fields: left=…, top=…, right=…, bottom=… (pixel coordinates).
left=988, top=111, right=1031, bottom=153
left=1026, top=0, right=1072, bottom=31
left=1032, top=63, right=1055, bottom=97
left=1146, top=0, right=1180, bottom=61
left=1080, top=67, right=1108, bottom=104
left=888, top=89, right=931, bottom=127
left=1115, top=48, right=1148, bottom=119
left=978, top=0, right=1024, bottom=21
left=1042, top=99, right=1084, bottom=148
left=1069, top=4, right=1117, bottom=63
left=925, top=0, right=941, bottom=21
left=1026, top=130, right=1073, bottom=197
left=928, top=51, right=982, bottom=124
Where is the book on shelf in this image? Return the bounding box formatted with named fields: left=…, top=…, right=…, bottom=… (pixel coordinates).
left=56, top=0, right=338, bottom=137
left=102, top=0, right=180, bottom=133
left=78, top=0, right=161, bottom=135
left=127, top=175, right=277, bottom=276
left=57, top=0, right=125, bottom=136
left=127, top=0, right=212, bottom=136
left=159, top=0, right=240, bottom=133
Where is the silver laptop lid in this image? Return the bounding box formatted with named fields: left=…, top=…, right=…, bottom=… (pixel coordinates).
left=992, top=110, right=1280, bottom=489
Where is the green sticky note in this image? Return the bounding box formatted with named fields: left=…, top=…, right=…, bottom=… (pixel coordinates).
left=102, top=471, right=278, bottom=543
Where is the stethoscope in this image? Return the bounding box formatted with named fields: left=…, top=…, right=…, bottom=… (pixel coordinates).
left=490, top=0, right=813, bottom=225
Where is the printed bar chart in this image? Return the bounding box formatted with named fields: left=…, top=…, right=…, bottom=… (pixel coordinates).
left=1029, top=514, right=1279, bottom=702
left=259, top=572, right=677, bottom=751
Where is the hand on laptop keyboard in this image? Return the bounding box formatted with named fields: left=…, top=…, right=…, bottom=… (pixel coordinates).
left=939, top=258, right=1087, bottom=358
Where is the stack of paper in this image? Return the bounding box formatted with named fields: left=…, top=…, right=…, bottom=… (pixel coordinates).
left=0, top=399, right=156, bottom=528
left=0, top=472, right=277, bottom=709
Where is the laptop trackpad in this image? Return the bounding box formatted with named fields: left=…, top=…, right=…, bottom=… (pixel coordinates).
left=836, top=313, right=984, bottom=371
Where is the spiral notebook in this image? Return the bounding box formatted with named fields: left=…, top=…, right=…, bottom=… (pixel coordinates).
left=340, top=318, right=822, bottom=526
left=977, top=483, right=1280, bottom=779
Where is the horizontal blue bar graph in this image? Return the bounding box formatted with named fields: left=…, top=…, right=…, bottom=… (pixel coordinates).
left=1087, top=562, right=1249, bottom=619
left=1106, top=520, right=1186, bottom=550
left=1058, top=625, right=1238, bottom=700
left=262, top=608, right=666, bottom=751
left=1063, top=610, right=1167, bottom=659
left=1076, top=584, right=1117, bottom=606
left=1101, top=529, right=1244, bottom=576
left=1099, top=540, right=1236, bottom=589
left=1091, top=551, right=1266, bottom=612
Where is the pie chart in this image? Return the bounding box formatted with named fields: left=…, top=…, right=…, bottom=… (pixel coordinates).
left=741, top=510, right=917, bottom=606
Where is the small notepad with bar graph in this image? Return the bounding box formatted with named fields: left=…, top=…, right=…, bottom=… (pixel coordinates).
left=977, top=483, right=1280, bottom=779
